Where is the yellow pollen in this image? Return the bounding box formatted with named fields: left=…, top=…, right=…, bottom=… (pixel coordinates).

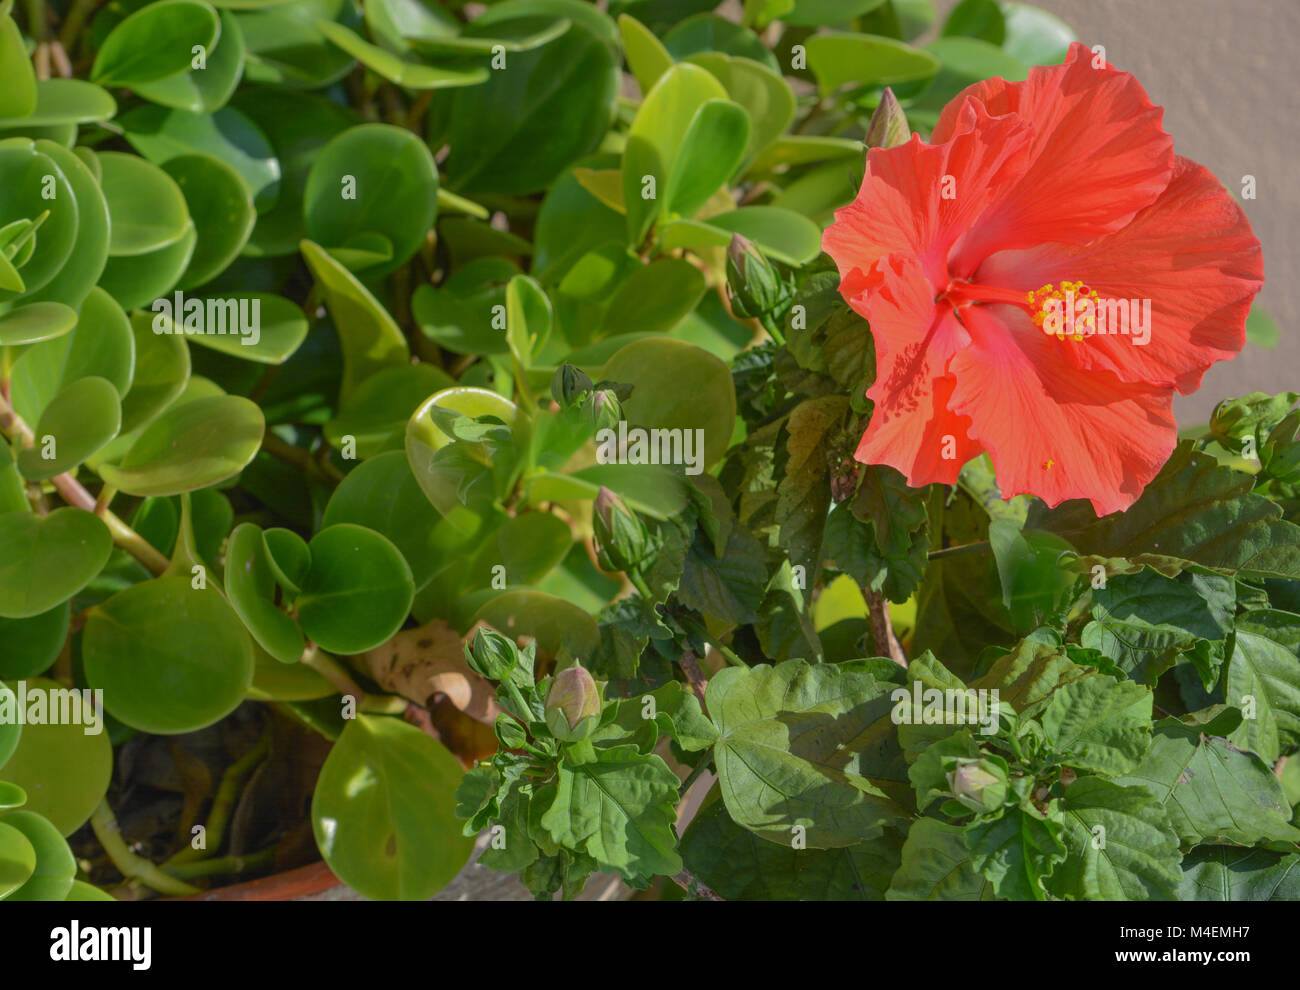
left=1043, top=459, right=1055, bottom=471
left=1029, top=280, right=1100, bottom=341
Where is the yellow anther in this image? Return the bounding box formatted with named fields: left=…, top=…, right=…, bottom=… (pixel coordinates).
left=1029, top=280, right=1100, bottom=341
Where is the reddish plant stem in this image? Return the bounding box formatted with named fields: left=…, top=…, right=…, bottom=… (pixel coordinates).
left=865, top=589, right=908, bottom=668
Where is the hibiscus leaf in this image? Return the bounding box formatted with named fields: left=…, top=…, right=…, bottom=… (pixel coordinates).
left=1031, top=441, right=1300, bottom=581
left=611, top=680, right=718, bottom=752
left=1082, top=566, right=1235, bottom=685
left=825, top=466, right=930, bottom=605
left=886, top=818, right=992, bottom=901
left=775, top=394, right=847, bottom=579
left=1114, top=716, right=1300, bottom=847
left=677, top=519, right=768, bottom=624
left=754, top=558, right=822, bottom=662
left=964, top=804, right=1066, bottom=901
left=1047, top=777, right=1181, bottom=901
left=707, top=659, right=911, bottom=848
left=971, top=636, right=1093, bottom=720
left=1223, top=610, right=1300, bottom=765
left=1178, top=846, right=1300, bottom=901
left=538, top=744, right=683, bottom=883
left=1041, top=676, right=1153, bottom=774
left=681, top=799, right=904, bottom=900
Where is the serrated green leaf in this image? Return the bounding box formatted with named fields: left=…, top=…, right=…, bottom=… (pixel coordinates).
left=539, top=744, right=682, bottom=882
left=1048, top=777, right=1181, bottom=901
left=707, top=659, right=910, bottom=848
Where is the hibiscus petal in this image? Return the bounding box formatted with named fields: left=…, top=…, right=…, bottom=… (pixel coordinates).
left=823, top=101, right=1030, bottom=289
left=849, top=255, right=982, bottom=485
left=947, top=304, right=1177, bottom=517
left=975, top=157, right=1264, bottom=393
left=936, top=42, right=1175, bottom=274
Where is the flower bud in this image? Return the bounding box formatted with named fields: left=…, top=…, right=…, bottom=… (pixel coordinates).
left=864, top=87, right=911, bottom=150
left=946, top=758, right=1007, bottom=814
left=545, top=664, right=602, bottom=740
left=495, top=713, right=528, bottom=751
left=590, top=387, right=622, bottom=433
left=464, top=626, right=518, bottom=682
left=592, top=486, right=651, bottom=573
left=551, top=363, right=593, bottom=408
left=726, top=234, right=792, bottom=320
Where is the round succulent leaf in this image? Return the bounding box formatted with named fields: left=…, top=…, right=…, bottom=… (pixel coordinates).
left=804, top=33, right=940, bottom=95
left=21, top=140, right=111, bottom=311
left=131, top=9, right=247, bottom=112
left=17, top=376, right=121, bottom=480
left=82, top=577, right=255, bottom=734
left=0, top=604, right=70, bottom=680
left=10, top=288, right=133, bottom=428
left=0, top=810, right=76, bottom=901
left=229, top=87, right=356, bottom=255
left=0, top=683, right=19, bottom=769
left=91, top=0, right=221, bottom=87
left=114, top=310, right=191, bottom=435
left=97, top=222, right=198, bottom=311
left=0, top=678, right=113, bottom=835
left=263, top=526, right=311, bottom=595
left=322, top=450, right=446, bottom=591
left=405, top=385, right=517, bottom=526
left=303, top=123, right=439, bottom=277
left=325, top=363, right=455, bottom=459
left=299, top=239, right=408, bottom=400
left=0, top=303, right=77, bottom=346
left=119, top=104, right=281, bottom=215
left=97, top=151, right=193, bottom=257
left=248, top=644, right=334, bottom=702
left=472, top=589, right=600, bottom=662
left=311, top=714, right=475, bottom=901
left=430, top=11, right=619, bottom=195
left=225, top=522, right=305, bottom=663
left=314, top=20, right=489, bottom=90
left=235, top=0, right=357, bottom=89
left=165, top=154, right=256, bottom=289
left=181, top=293, right=307, bottom=364
left=0, top=509, right=113, bottom=619
left=297, top=524, right=415, bottom=655
left=599, top=336, right=737, bottom=469
left=5, top=79, right=116, bottom=127
left=65, top=879, right=118, bottom=901
left=0, top=13, right=36, bottom=118
left=663, top=13, right=778, bottom=69
left=0, top=821, right=35, bottom=899
left=0, top=140, right=78, bottom=299
left=98, top=394, right=265, bottom=497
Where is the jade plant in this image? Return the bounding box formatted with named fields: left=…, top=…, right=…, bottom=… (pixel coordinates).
left=0, top=0, right=1297, bottom=904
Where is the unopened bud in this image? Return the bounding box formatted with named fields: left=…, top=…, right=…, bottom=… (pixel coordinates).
left=864, top=87, right=910, bottom=150
left=726, top=233, right=792, bottom=320
left=465, top=627, right=518, bottom=682
left=551, top=363, right=592, bottom=408
left=590, top=388, right=622, bottom=432
left=545, top=664, right=602, bottom=740
left=592, top=486, right=651, bottom=573
left=946, top=759, right=1007, bottom=814
left=495, top=713, right=528, bottom=750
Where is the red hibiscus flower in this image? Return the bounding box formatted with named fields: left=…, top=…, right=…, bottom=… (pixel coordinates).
left=822, top=42, right=1263, bottom=516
